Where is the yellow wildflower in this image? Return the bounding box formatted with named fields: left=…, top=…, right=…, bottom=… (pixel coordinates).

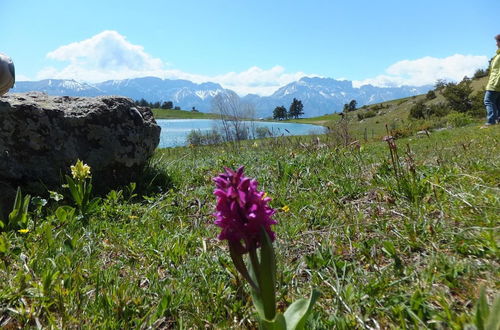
left=262, top=192, right=268, bottom=200
left=281, top=205, right=290, bottom=212
left=18, top=229, right=29, bottom=234
left=70, top=159, right=91, bottom=181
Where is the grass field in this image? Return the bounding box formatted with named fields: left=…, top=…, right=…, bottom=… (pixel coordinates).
left=1, top=120, right=498, bottom=328
left=152, top=108, right=220, bottom=119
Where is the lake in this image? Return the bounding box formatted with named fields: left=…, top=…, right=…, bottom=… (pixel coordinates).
left=156, top=119, right=323, bottom=148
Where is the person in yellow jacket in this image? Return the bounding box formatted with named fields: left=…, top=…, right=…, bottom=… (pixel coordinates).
left=483, top=34, right=500, bottom=126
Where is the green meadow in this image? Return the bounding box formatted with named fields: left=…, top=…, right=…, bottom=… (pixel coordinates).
left=0, top=78, right=499, bottom=328
left=152, top=108, right=220, bottom=120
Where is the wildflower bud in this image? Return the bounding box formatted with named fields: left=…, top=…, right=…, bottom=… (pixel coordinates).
left=383, top=135, right=397, bottom=150
left=70, top=159, right=91, bottom=181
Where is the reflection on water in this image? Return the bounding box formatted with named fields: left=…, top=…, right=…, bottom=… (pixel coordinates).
left=156, top=119, right=323, bottom=148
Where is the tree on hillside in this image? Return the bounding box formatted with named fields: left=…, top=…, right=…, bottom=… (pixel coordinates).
left=434, top=79, right=447, bottom=91
left=161, top=101, right=173, bottom=109
left=349, top=99, right=357, bottom=111
left=273, top=105, right=287, bottom=120
left=473, top=68, right=488, bottom=79
left=409, top=100, right=428, bottom=119
left=442, top=78, right=473, bottom=113
left=288, top=98, right=304, bottom=119
left=137, top=98, right=149, bottom=107
left=426, top=90, right=436, bottom=100
left=343, top=99, right=357, bottom=112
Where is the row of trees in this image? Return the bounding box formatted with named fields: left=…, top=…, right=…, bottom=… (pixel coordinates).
left=272, top=98, right=304, bottom=120
left=134, top=99, right=180, bottom=110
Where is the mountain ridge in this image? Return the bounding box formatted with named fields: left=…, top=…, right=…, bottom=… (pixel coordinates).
left=11, top=77, right=432, bottom=118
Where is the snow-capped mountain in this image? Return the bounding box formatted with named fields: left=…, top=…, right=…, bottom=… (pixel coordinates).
left=243, top=77, right=432, bottom=117
left=12, top=76, right=432, bottom=117
left=92, top=77, right=228, bottom=110
left=12, top=77, right=230, bottom=111
left=12, top=79, right=104, bottom=96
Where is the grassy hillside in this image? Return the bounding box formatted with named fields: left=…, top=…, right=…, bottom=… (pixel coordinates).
left=294, top=76, right=489, bottom=140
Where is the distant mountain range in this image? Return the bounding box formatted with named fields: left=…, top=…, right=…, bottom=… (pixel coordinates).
left=12, top=77, right=432, bottom=118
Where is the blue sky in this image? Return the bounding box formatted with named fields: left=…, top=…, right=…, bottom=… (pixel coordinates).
left=1, top=0, right=498, bottom=95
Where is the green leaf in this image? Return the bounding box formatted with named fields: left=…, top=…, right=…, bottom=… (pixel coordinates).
left=0, top=235, right=8, bottom=254
left=485, top=295, right=500, bottom=330
left=65, top=175, right=82, bottom=205
left=49, top=190, right=64, bottom=202
left=259, top=312, right=286, bottom=330
left=283, top=289, right=321, bottom=330
left=8, top=187, right=31, bottom=230
left=382, top=240, right=396, bottom=255
left=248, top=251, right=266, bottom=319
left=55, top=206, right=76, bottom=223
left=86, top=197, right=101, bottom=214
left=247, top=230, right=278, bottom=321
left=476, top=287, right=489, bottom=330
left=156, top=293, right=171, bottom=318
left=382, top=240, right=403, bottom=270
left=259, top=228, right=277, bottom=320
left=56, top=206, right=68, bottom=222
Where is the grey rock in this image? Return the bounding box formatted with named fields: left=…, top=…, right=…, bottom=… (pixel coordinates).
left=416, top=130, right=430, bottom=136
left=0, top=92, right=161, bottom=191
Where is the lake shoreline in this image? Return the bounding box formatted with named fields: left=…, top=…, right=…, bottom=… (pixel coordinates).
left=156, top=118, right=324, bottom=148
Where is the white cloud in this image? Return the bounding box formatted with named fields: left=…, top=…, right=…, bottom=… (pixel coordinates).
left=37, top=31, right=489, bottom=95
left=353, top=54, right=489, bottom=88
left=39, top=30, right=165, bottom=83
left=37, top=30, right=312, bottom=96
left=209, top=66, right=310, bottom=96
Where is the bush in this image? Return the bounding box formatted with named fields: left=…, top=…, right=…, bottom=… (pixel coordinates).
left=357, top=110, right=377, bottom=121
left=427, top=102, right=451, bottom=117
left=434, top=79, right=447, bottom=91
left=426, top=90, right=436, bottom=100
left=473, top=68, right=488, bottom=79
left=372, top=103, right=388, bottom=110
left=409, top=101, right=451, bottom=120
left=409, top=101, right=428, bottom=119
left=255, top=126, right=272, bottom=139
left=470, top=91, right=486, bottom=117
left=445, top=112, right=473, bottom=128
left=442, top=79, right=473, bottom=113
left=186, top=130, right=203, bottom=146
left=186, top=129, right=223, bottom=146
